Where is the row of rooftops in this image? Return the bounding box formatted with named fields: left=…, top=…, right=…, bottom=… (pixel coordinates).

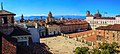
left=96, top=24, right=120, bottom=31
left=65, top=30, right=97, bottom=42
left=81, top=35, right=96, bottom=42
left=94, top=17, right=116, bottom=20
left=68, top=30, right=95, bottom=38
left=24, top=18, right=88, bottom=27
left=0, top=25, right=31, bottom=37
left=66, top=23, right=120, bottom=42
left=0, top=9, right=87, bottom=26
left=9, top=26, right=31, bottom=36
left=1, top=27, right=52, bottom=54
left=86, top=10, right=120, bottom=20
left=56, top=19, right=87, bottom=24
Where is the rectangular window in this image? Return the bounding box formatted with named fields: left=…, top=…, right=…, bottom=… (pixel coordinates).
left=3, top=17, right=8, bottom=24
left=113, top=33, right=115, bottom=40
left=97, top=36, right=101, bottom=41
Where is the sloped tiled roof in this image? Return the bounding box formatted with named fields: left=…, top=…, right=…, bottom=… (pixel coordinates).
left=17, top=43, right=52, bottom=54
left=96, top=24, right=120, bottom=31
left=2, top=37, right=16, bottom=54
left=94, top=17, right=115, bottom=20
left=1, top=32, right=16, bottom=54
left=0, top=10, right=16, bottom=15
left=56, top=19, right=88, bottom=25
left=9, top=26, right=31, bottom=36
left=111, top=24, right=120, bottom=30
left=68, top=30, right=95, bottom=38
left=82, top=35, right=97, bottom=42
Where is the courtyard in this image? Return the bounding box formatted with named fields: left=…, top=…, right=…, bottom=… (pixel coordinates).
left=40, top=36, right=92, bottom=54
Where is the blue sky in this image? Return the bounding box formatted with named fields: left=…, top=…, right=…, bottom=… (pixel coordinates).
left=0, top=0, right=120, bottom=17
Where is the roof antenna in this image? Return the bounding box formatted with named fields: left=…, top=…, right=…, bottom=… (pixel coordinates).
left=1, top=2, right=3, bottom=10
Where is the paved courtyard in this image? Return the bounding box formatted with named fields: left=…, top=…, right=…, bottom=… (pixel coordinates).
left=40, top=36, right=92, bottom=54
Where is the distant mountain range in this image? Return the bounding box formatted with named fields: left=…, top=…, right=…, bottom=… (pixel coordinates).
left=15, top=15, right=86, bottom=20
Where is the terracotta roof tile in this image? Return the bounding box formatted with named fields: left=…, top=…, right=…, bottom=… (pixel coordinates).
left=0, top=10, right=16, bottom=15
left=68, top=30, right=95, bottom=38
left=9, top=26, right=31, bottom=36
left=96, top=24, right=120, bottom=31
left=1, top=32, right=16, bottom=54
left=94, top=17, right=115, bottom=20
left=17, top=43, right=52, bottom=54
left=82, top=35, right=97, bottom=42
left=56, top=19, right=88, bottom=25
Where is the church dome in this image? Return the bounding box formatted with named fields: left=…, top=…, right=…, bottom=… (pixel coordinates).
left=94, top=10, right=102, bottom=18
left=94, top=13, right=102, bottom=18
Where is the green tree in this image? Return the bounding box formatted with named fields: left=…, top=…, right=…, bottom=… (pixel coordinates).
left=75, top=42, right=120, bottom=54
left=99, top=43, right=109, bottom=49
left=92, top=49, right=101, bottom=54
left=101, top=49, right=110, bottom=54
left=75, top=47, right=81, bottom=54
left=99, top=42, right=119, bottom=54
left=75, top=47, right=89, bottom=54
left=109, top=42, right=119, bottom=54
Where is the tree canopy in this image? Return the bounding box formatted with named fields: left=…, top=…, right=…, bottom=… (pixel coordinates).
left=75, top=42, right=120, bottom=54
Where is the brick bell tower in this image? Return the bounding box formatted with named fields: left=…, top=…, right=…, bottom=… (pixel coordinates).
left=45, top=11, right=55, bottom=23
left=0, top=2, right=16, bottom=35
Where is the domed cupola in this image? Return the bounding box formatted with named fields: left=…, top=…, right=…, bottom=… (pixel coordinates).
left=86, top=10, right=90, bottom=16
left=94, top=10, right=102, bottom=18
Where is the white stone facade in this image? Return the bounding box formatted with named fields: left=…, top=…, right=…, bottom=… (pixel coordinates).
left=47, top=25, right=61, bottom=36
left=86, top=16, right=120, bottom=29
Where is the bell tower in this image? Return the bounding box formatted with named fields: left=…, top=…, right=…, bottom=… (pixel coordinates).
left=48, top=11, right=53, bottom=18
left=86, top=10, right=90, bottom=17
left=20, top=14, right=24, bottom=23
left=1, top=2, right=3, bottom=10
left=40, top=16, right=42, bottom=21
left=0, top=2, right=16, bottom=35
left=45, top=11, right=55, bottom=23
